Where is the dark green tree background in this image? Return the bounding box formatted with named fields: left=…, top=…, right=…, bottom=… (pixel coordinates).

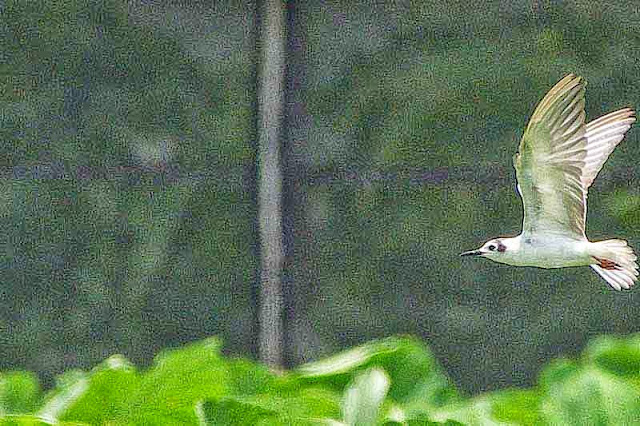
left=2, top=0, right=639, bottom=393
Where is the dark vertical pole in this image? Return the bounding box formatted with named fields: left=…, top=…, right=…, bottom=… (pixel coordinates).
left=257, top=0, right=286, bottom=369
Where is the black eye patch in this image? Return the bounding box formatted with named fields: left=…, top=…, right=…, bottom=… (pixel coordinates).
left=497, top=242, right=506, bottom=252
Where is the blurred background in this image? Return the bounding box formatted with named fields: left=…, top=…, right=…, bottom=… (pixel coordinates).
left=2, top=0, right=640, bottom=394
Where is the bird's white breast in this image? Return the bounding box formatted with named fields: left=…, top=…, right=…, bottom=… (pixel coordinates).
left=496, top=235, right=593, bottom=268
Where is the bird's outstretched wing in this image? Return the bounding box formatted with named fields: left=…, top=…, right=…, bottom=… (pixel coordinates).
left=582, top=107, right=635, bottom=189
left=514, top=74, right=635, bottom=238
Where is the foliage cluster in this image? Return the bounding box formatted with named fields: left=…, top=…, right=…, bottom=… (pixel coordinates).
left=2, top=334, right=639, bottom=425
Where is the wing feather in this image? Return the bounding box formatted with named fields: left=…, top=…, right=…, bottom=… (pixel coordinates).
left=514, top=74, right=635, bottom=238
left=515, top=74, right=588, bottom=237
left=582, top=108, right=635, bottom=188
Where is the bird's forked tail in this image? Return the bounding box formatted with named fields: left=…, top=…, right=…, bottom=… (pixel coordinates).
left=590, top=239, right=639, bottom=290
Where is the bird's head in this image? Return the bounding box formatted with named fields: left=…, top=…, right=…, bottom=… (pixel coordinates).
left=460, top=238, right=512, bottom=260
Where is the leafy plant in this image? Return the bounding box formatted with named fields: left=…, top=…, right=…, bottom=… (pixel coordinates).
left=2, top=334, right=640, bottom=425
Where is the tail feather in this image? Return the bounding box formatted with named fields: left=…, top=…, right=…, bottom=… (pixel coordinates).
left=589, top=239, right=638, bottom=291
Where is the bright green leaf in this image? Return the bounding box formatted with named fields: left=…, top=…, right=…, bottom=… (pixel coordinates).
left=0, top=371, right=41, bottom=415
left=537, top=358, right=580, bottom=390
left=296, top=337, right=458, bottom=407
left=198, top=386, right=342, bottom=426
left=583, top=334, right=640, bottom=377
left=225, top=359, right=276, bottom=395
left=197, top=398, right=280, bottom=426
left=540, top=366, right=640, bottom=425
left=483, top=389, right=541, bottom=425
left=127, top=337, right=229, bottom=424
left=58, top=355, right=139, bottom=424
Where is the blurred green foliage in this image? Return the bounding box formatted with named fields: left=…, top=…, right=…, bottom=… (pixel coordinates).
left=3, top=0, right=640, bottom=398
left=2, top=0, right=258, bottom=383
left=2, top=334, right=640, bottom=425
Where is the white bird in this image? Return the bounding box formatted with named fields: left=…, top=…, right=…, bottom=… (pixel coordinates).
left=462, top=74, right=638, bottom=290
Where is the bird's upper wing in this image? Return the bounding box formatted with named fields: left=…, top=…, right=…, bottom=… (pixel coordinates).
left=515, top=74, right=589, bottom=238
left=514, top=74, right=635, bottom=239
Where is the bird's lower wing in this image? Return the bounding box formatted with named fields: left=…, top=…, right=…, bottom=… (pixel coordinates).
left=515, top=148, right=586, bottom=237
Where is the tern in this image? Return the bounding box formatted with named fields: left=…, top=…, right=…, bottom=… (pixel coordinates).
left=462, top=74, right=638, bottom=290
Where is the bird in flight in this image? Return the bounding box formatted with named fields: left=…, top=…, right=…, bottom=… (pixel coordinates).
left=462, top=74, right=637, bottom=290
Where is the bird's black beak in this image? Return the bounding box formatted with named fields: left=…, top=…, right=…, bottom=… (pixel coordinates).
left=460, top=250, right=482, bottom=257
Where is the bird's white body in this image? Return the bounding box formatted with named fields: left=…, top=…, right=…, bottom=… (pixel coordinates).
left=462, top=74, right=638, bottom=290
left=493, top=235, right=592, bottom=269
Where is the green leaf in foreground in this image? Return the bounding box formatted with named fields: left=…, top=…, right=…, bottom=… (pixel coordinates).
left=197, top=398, right=280, bottom=426
left=198, top=386, right=342, bottom=426
left=583, top=334, right=640, bottom=377
left=4, top=333, right=640, bottom=424
left=224, top=359, right=276, bottom=396
left=126, top=337, right=229, bottom=424
left=540, top=364, right=640, bottom=425
left=481, top=388, right=541, bottom=425
left=58, top=355, right=138, bottom=424
left=409, top=387, right=540, bottom=425
left=401, top=418, right=465, bottom=426
left=0, top=415, right=91, bottom=425
left=0, top=414, right=54, bottom=425
left=296, top=337, right=458, bottom=408
left=296, top=339, right=398, bottom=379
left=0, top=371, right=41, bottom=415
